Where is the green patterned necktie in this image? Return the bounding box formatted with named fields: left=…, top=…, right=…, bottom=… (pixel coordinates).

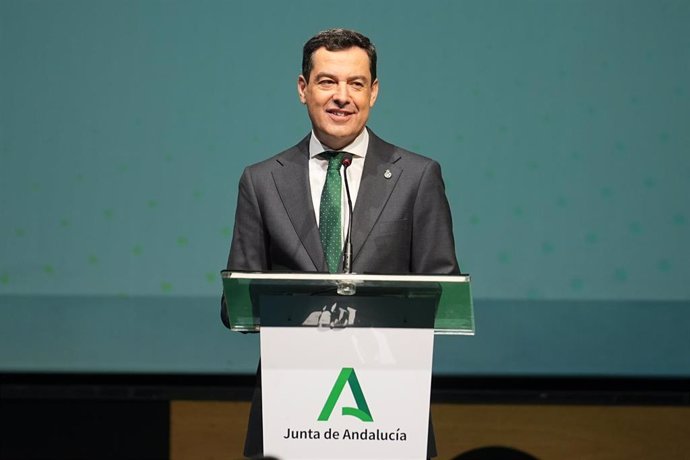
left=319, top=151, right=345, bottom=273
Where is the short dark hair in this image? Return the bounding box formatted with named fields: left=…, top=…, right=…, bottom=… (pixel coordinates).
left=302, top=28, right=377, bottom=82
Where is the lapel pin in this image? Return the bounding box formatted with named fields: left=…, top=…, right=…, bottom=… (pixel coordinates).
left=384, top=169, right=392, bottom=179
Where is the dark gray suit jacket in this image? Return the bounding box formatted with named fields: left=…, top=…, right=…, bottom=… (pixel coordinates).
left=222, top=129, right=459, bottom=457
left=225, top=129, right=459, bottom=276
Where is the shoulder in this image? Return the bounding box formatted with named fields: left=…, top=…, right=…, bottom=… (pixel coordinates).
left=397, top=147, right=438, bottom=169
left=242, top=134, right=310, bottom=174
left=368, top=129, right=440, bottom=169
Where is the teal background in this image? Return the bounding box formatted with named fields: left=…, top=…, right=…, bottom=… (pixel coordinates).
left=1, top=0, right=689, bottom=376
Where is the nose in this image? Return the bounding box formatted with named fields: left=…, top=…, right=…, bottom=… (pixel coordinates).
left=333, top=82, right=349, bottom=106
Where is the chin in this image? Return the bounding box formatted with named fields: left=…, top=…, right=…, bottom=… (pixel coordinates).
left=326, top=126, right=358, bottom=138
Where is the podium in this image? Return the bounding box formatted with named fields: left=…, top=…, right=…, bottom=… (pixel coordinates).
left=222, top=271, right=473, bottom=460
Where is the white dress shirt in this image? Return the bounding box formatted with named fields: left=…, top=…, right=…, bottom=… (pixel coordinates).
left=308, top=128, right=368, bottom=244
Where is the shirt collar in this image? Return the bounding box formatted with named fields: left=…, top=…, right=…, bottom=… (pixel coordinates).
left=308, top=128, right=369, bottom=159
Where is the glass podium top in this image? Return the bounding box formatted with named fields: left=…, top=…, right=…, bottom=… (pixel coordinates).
left=221, top=271, right=474, bottom=335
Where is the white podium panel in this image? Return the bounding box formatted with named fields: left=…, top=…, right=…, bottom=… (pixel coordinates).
left=261, top=326, right=434, bottom=460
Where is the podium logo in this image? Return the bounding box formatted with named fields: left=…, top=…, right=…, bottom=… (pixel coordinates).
left=318, top=367, right=373, bottom=422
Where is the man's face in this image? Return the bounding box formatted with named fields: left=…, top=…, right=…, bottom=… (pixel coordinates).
left=298, top=47, right=379, bottom=150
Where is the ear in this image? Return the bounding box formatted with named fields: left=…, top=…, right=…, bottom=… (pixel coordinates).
left=297, top=75, right=308, bottom=104
left=369, top=78, right=379, bottom=107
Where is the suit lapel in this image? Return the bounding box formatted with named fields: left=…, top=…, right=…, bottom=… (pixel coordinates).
left=351, top=131, right=402, bottom=263
left=271, top=137, right=327, bottom=271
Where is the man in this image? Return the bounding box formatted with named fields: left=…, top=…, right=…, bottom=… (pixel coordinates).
left=223, top=28, right=460, bottom=458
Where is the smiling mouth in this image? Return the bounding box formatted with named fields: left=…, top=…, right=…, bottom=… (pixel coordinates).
left=327, top=109, right=353, bottom=118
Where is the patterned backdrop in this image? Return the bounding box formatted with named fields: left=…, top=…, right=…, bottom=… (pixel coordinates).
left=1, top=0, right=688, bottom=374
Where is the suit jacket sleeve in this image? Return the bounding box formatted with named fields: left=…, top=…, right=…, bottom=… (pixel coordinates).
left=411, top=160, right=460, bottom=275
left=221, top=166, right=268, bottom=328
left=227, top=167, right=269, bottom=272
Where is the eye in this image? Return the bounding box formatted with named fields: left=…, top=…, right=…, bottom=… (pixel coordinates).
left=351, top=81, right=365, bottom=89
left=318, top=79, right=335, bottom=88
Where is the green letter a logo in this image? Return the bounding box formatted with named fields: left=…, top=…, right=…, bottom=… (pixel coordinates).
left=318, top=368, right=373, bottom=422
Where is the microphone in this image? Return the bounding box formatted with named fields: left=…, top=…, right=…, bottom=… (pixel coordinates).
left=341, top=154, right=354, bottom=274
